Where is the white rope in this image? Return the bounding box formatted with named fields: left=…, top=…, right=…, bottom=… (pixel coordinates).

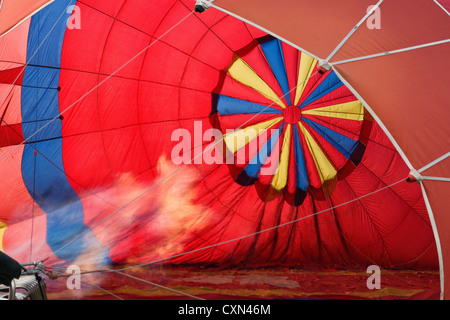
left=115, top=271, right=205, bottom=300
left=80, top=280, right=124, bottom=300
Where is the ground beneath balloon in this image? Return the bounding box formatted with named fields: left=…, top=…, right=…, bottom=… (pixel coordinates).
left=45, top=266, right=440, bottom=300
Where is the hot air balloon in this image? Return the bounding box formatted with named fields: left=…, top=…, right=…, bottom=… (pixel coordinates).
left=0, top=0, right=446, bottom=300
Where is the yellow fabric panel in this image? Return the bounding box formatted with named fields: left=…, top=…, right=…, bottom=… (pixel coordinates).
left=227, top=57, right=286, bottom=109
left=302, top=100, right=364, bottom=121
left=294, top=52, right=316, bottom=106
left=299, top=123, right=337, bottom=183
left=271, top=124, right=291, bottom=190
left=224, top=117, right=283, bottom=153
left=0, top=221, right=6, bottom=252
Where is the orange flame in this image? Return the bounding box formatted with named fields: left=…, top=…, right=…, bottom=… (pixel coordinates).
left=74, top=155, right=213, bottom=267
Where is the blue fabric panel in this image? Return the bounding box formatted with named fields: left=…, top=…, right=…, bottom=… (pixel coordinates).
left=245, top=124, right=284, bottom=178
left=21, top=0, right=108, bottom=263
left=303, top=118, right=358, bottom=159
left=259, top=38, right=292, bottom=106
left=292, top=125, right=309, bottom=190
left=217, top=95, right=282, bottom=115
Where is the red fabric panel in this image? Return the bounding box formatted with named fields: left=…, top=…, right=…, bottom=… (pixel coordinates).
left=0, top=123, right=24, bottom=147
left=281, top=42, right=300, bottom=100
left=0, top=67, right=25, bottom=85
left=0, top=145, right=57, bottom=264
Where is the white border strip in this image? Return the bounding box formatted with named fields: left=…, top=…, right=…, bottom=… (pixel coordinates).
left=422, top=176, right=450, bottom=182
left=333, top=39, right=450, bottom=66
left=420, top=182, right=445, bottom=300
left=0, top=0, right=55, bottom=38
left=333, top=67, right=445, bottom=300
left=419, top=152, right=450, bottom=173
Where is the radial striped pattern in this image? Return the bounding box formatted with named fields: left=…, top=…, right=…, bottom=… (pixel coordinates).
left=215, top=36, right=367, bottom=205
